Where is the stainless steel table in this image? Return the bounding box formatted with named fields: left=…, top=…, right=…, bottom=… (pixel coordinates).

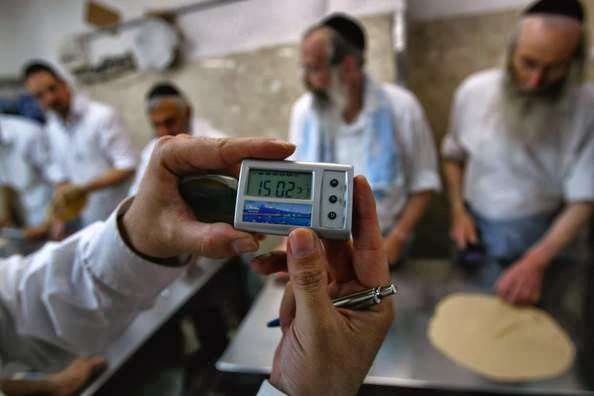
left=82, top=257, right=225, bottom=396
left=216, top=259, right=593, bottom=395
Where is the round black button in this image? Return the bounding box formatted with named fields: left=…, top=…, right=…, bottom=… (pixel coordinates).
left=330, top=178, right=339, bottom=187
left=329, top=195, right=338, bottom=203
left=328, top=211, right=337, bottom=220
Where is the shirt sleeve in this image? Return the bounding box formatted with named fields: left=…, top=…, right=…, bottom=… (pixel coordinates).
left=256, top=380, right=288, bottom=396
left=396, top=92, right=442, bottom=193
left=99, top=110, right=138, bottom=170
left=564, top=131, right=594, bottom=202
left=441, top=86, right=468, bottom=162
left=0, top=198, right=185, bottom=356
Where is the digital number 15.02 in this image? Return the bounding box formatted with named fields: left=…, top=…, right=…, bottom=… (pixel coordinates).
left=258, top=180, right=301, bottom=198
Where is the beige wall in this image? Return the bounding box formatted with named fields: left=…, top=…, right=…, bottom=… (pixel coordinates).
left=82, top=13, right=395, bottom=151
left=406, top=2, right=594, bottom=256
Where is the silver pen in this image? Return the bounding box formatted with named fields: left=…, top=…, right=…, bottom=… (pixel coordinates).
left=267, top=283, right=397, bottom=327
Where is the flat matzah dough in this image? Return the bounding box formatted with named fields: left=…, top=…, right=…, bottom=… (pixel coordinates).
left=428, top=293, right=575, bottom=382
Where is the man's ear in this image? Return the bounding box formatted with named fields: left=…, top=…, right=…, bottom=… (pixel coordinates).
left=340, top=56, right=358, bottom=80
left=186, top=106, right=193, bottom=126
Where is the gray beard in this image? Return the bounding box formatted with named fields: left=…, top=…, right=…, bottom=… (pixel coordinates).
left=498, top=68, right=576, bottom=144
left=312, top=68, right=349, bottom=117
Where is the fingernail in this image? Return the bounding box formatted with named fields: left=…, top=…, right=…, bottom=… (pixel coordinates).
left=288, top=229, right=316, bottom=258
left=232, top=238, right=258, bottom=255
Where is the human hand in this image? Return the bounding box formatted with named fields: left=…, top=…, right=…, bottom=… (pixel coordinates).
left=450, top=207, right=478, bottom=249
left=123, top=135, right=295, bottom=259
left=251, top=176, right=395, bottom=395
left=52, top=183, right=88, bottom=222
left=47, top=356, right=106, bottom=396
left=54, top=183, right=87, bottom=206
left=495, top=254, right=546, bottom=305
left=23, top=222, right=50, bottom=240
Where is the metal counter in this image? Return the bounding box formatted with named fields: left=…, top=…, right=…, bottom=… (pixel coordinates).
left=216, top=259, right=593, bottom=395
left=82, top=257, right=225, bottom=395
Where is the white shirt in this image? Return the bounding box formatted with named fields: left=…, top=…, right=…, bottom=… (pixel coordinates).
left=45, top=95, right=137, bottom=225
left=128, top=118, right=225, bottom=195
left=0, top=199, right=185, bottom=375
left=442, top=69, right=594, bottom=219
left=0, top=115, right=53, bottom=226
left=290, top=80, right=441, bottom=233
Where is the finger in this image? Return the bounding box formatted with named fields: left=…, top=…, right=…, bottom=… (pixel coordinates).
left=467, top=225, right=479, bottom=245
left=351, top=176, right=390, bottom=286
left=155, top=135, right=295, bottom=176
left=503, top=279, right=520, bottom=304
left=250, top=251, right=288, bottom=274
left=279, top=282, right=296, bottom=332
left=514, top=280, right=537, bottom=305
left=451, top=229, right=467, bottom=250
left=177, top=221, right=259, bottom=258
left=286, top=228, right=332, bottom=327
left=507, top=281, right=521, bottom=304
left=495, top=274, right=509, bottom=299
left=322, top=239, right=354, bottom=283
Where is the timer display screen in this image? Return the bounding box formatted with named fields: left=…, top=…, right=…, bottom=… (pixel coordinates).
left=246, top=169, right=312, bottom=200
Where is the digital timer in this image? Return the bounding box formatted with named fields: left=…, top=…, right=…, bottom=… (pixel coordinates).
left=178, top=160, right=353, bottom=239
left=235, top=160, right=353, bottom=239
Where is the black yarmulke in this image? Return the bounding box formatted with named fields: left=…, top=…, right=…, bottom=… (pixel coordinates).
left=321, top=13, right=366, bottom=51
left=524, top=0, right=584, bottom=23
left=146, top=82, right=183, bottom=101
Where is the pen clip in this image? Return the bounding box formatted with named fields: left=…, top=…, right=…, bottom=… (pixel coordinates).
left=267, top=282, right=397, bottom=327
left=331, top=282, right=397, bottom=310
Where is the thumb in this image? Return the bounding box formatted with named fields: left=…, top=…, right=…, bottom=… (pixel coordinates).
left=286, top=228, right=331, bottom=327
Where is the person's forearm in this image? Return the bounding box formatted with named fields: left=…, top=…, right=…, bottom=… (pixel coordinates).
left=523, top=202, right=594, bottom=271
left=0, top=186, right=11, bottom=225
left=82, top=168, right=135, bottom=193
left=387, top=190, right=432, bottom=241
left=443, top=160, right=466, bottom=214
left=0, top=379, right=56, bottom=396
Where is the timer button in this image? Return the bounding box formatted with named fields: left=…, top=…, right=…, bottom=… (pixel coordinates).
left=330, top=178, right=339, bottom=187
left=328, top=211, right=337, bottom=220
left=329, top=195, right=338, bottom=203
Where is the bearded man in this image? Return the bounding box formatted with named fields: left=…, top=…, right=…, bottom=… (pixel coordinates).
left=442, top=0, right=594, bottom=305
left=289, top=13, right=441, bottom=265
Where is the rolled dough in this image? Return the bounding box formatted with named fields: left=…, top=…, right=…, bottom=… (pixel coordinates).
left=428, top=293, right=575, bottom=382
